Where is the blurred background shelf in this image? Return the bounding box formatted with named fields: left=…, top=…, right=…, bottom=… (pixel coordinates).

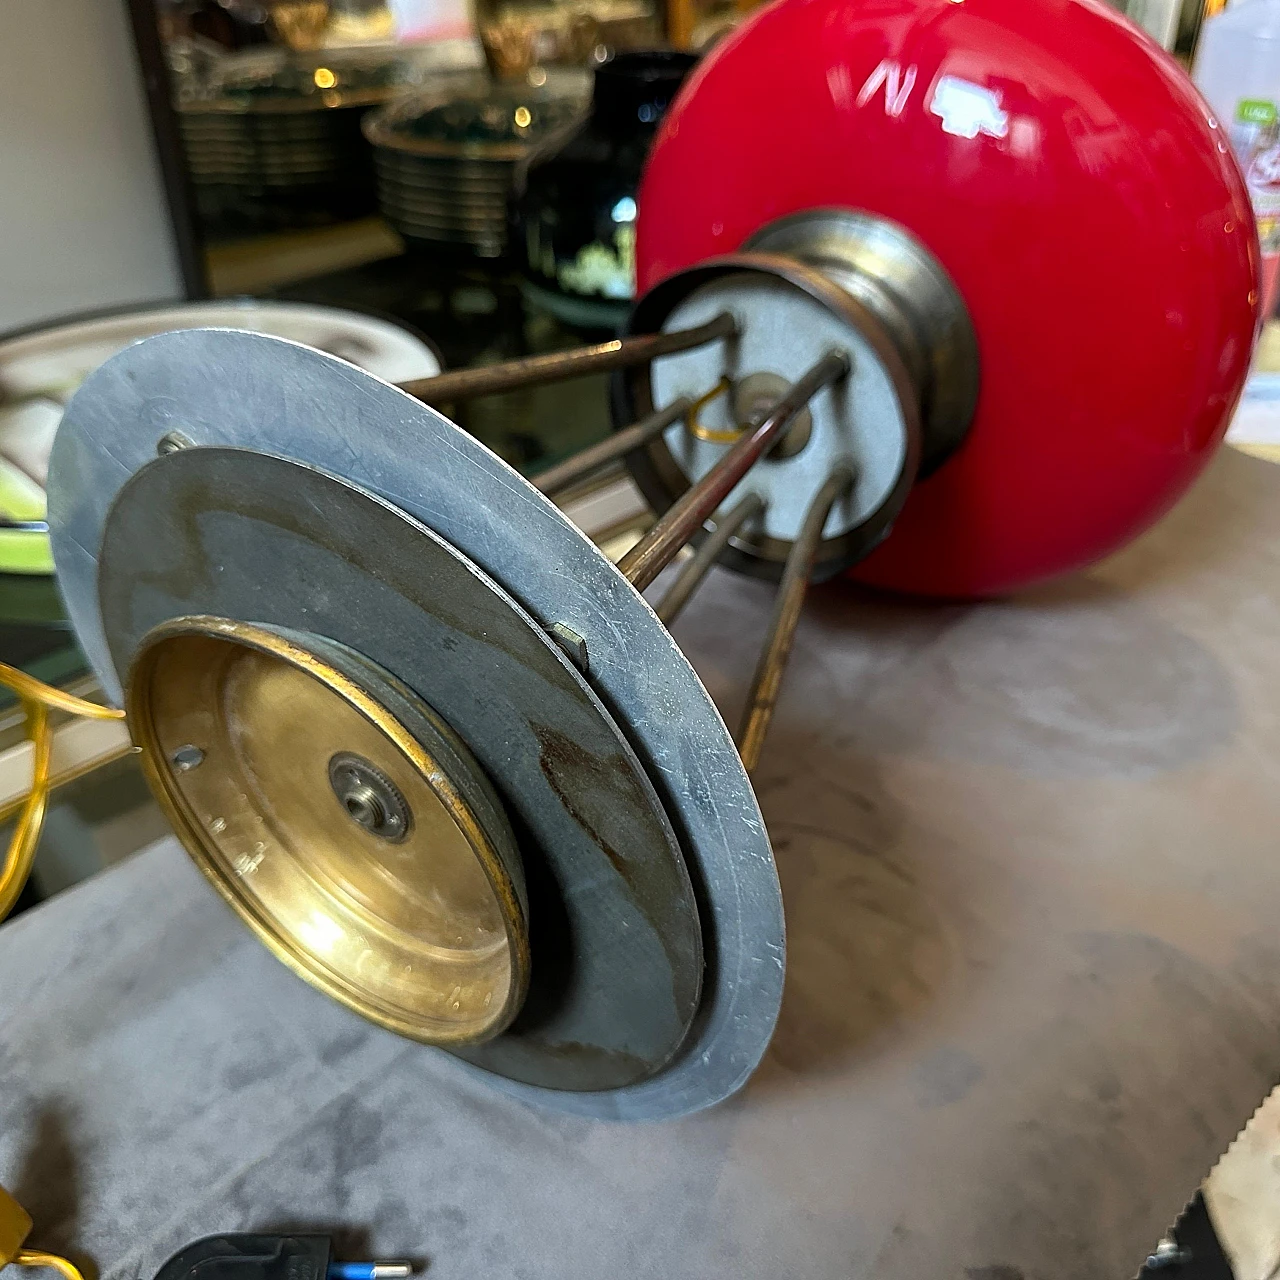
left=204, top=213, right=405, bottom=293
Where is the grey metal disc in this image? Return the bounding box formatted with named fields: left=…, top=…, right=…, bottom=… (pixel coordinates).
left=614, top=254, right=922, bottom=582
left=651, top=274, right=911, bottom=545
left=100, top=445, right=702, bottom=1092
left=47, top=327, right=784, bottom=1120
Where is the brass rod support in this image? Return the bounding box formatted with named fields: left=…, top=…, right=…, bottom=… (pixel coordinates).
left=534, top=398, right=692, bottom=497
left=617, top=349, right=850, bottom=592
left=736, top=466, right=856, bottom=774
left=655, top=492, right=765, bottom=625
left=399, top=313, right=737, bottom=406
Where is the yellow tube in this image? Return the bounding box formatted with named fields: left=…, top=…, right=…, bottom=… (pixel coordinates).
left=0, top=663, right=127, bottom=722
left=0, top=662, right=126, bottom=923
left=14, top=1249, right=88, bottom=1280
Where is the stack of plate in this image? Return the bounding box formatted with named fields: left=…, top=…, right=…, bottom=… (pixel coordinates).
left=363, top=70, right=588, bottom=258
left=179, top=105, right=376, bottom=229
left=176, top=45, right=478, bottom=232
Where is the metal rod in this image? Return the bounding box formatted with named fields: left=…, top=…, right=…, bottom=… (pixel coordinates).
left=654, top=492, right=765, bottom=625
left=617, top=349, right=850, bottom=592
left=533, top=398, right=691, bottom=497
left=399, top=313, right=737, bottom=406
left=736, top=467, right=855, bottom=774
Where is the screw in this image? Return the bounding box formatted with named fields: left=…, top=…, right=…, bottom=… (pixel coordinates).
left=157, top=431, right=194, bottom=455
left=171, top=744, right=205, bottom=771
left=328, top=753, right=411, bottom=841
left=1144, top=1238, right=1191, bottom=1270
left=342, top=783, right=388, bottom=831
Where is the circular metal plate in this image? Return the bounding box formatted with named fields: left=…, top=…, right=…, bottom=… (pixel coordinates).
left=127, top=615, right=530, bottom=1046
left=52, top=349, right=782, bottom=1119
left=102, top=446, right=701, bottom=1094
left=616, top=254, right=921, bottom=582
left=745, top=209, right=979, bottom=479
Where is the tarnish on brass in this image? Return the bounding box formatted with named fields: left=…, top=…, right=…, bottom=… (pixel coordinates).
left=126, top=614, right=530, bottom=1046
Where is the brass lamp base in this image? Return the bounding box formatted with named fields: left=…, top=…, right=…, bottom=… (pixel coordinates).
left=50, top=336, right=776, bottom=1118
left=126, top=615, right=529, bottom=1046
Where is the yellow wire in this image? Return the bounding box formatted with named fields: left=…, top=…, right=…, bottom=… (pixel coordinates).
left=685, top=377, right=742, bottom=444
left=13, top=1251, right=88, bottom=1280
left=0, top=662, right=126, bottom=923
left=0, top=664, right=125, bottom=722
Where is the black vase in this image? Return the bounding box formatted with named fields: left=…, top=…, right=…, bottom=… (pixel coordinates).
left=515, top=50, right=698, bottom=333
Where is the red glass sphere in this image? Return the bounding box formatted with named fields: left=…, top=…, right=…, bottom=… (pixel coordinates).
left=637, top=0, right=1260, bottom=597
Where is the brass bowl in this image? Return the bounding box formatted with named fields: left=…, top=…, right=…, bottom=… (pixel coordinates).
left=127, top=614, right=529, bottom=1045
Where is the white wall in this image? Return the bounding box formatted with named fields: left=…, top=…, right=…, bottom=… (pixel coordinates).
left=0, top=0, right=183, bottom=332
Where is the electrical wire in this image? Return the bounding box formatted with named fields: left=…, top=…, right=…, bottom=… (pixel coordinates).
left=0, top=662, right=126, bottom=923
left=685, top=377, right=739, bottom=443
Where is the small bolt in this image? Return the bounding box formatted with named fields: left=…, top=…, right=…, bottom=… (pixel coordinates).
left=1144, top=1238, right=1191, bottom=1270
left=343, top=783, right=388, bottom=832
left=171, top=743, right=205, bottom=771
left=328, top=753, right=410, bottom=841
left=157, top=431, right=194, bottom=455
left=549, top=622, right=589, bottom=674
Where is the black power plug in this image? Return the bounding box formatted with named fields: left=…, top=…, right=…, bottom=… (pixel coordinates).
left=154, top=1235, right=411, bottom=1280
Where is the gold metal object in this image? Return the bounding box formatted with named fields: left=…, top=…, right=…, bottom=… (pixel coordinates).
left=0, top=1185, right=84, bottom=1280
left=0, top=1183, right=32, bottom=1267
left=0, top=664, right=126, bottom=923
left=126, top=615, right=529, bottom=1045
left=686, top=373, right=815, bottom=452
left=265, top=0, right=330, bottom=50
left=399, top=311, right=735, bottom=405
left=667, top=0, right=694, bottom=48
left=10, top=1253, right=86, bottom=1280
left=684, top=377, right=737, bottom=444
left=737, top=466, right=855, bottom=772
left=533, top=398, right=691, bottom=497
left=655, top=492, right=765, bottom=625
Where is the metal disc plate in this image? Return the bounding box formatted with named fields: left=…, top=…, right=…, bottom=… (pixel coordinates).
left=101, top=446, right=701, bottom=1092
left=48, top=329, right=783, bottom=1120
left=616, top=254, right=922, bottom=581
left=655, top=276, right=909, bottom=542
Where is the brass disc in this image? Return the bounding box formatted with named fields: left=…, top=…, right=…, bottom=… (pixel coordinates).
left=127, top=614, right=529, bottom=1046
